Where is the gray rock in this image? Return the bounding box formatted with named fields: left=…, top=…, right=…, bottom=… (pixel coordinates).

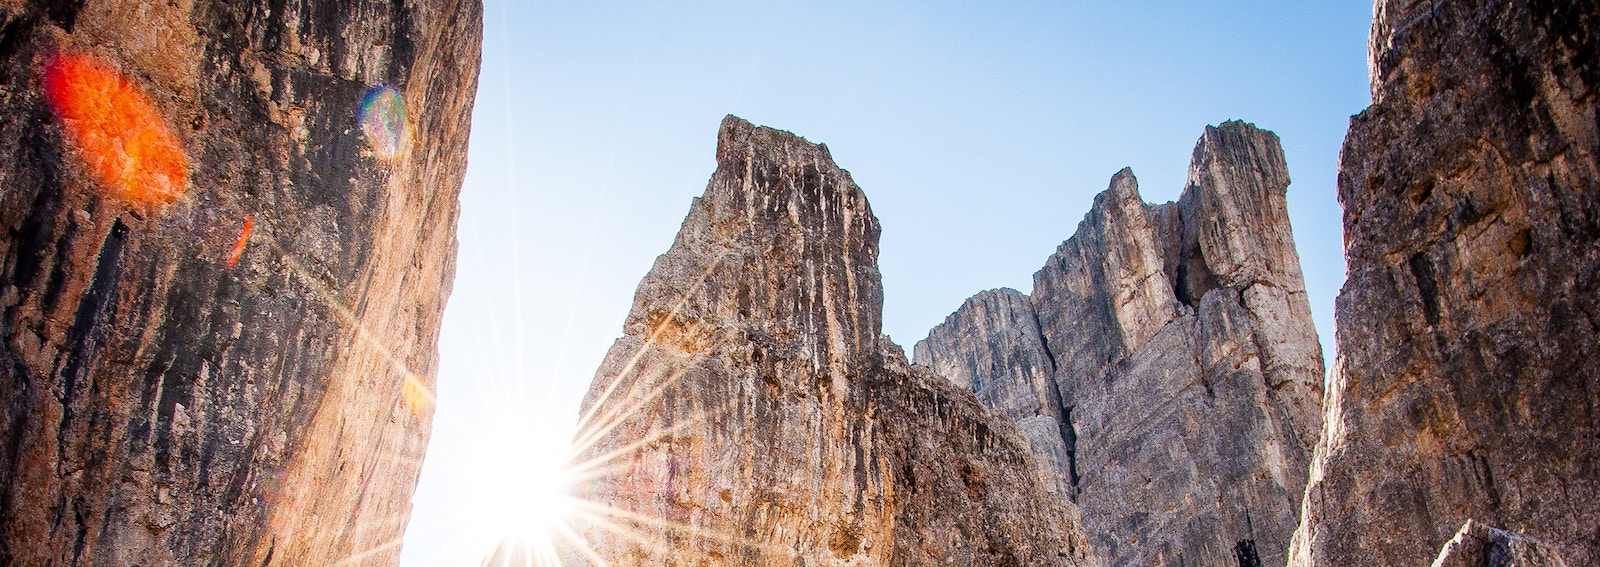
left=569, top=116, right=1096, bottom=567
left=921, top=122, right=1324, bottom=567
left=0, top=1, right=481, bottom=565
left=1432, top=520, right=1569, bottom=567
left=1289, top=0, right=1600, bottom=565
left=913, top=289, right=1076, bottom=499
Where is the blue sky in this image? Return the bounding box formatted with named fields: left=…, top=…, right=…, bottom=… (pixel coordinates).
left=400, top=1, right=1373, bottom=563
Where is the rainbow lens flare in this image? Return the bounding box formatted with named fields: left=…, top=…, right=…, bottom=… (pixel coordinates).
left=359, top=85, right=408, bottom=160
left=42, top=52, right=189, bottom=207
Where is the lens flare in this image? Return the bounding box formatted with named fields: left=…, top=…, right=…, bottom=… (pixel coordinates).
left=402, top=373, right=434, bottom=415
left=41, top=51, right=189, bottom=207
left=359, top=85, right=409, bottom=160
left=227, top=215, right=254, bottom=268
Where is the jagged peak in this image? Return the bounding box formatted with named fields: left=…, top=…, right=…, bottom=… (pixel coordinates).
left=914, top=287, right=1034, bottom=367
left=956, top=287, right=1030, bottom=314
left=716, top=114, right=835, bottom=167
left=1187, top=120, right=1290, bottom=195
left=1179, top=119, right=1300, bottom=291
left=698, top=115, right=870, bottom=237
left=1106, top=166, right=1139, bottom=196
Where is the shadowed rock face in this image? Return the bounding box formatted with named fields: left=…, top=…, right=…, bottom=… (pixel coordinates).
left=916, top=122, right=1324, bottom=567
left=1289, top=0, right=1600, bottom=565
left=0, top=1, right=480, bottom=565
left=571, top=116, right=1096, bottom=567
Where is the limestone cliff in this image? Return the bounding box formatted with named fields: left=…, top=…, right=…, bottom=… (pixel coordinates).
left=915, top=122, right=1325, bottom=567
left=0, top=0, right=480, bottom=565
left=913, top=288, right=1076, bottom=500
left=570, top=116, right=1095, bottom=567
left=1289, top=0, right=1600, bottom=564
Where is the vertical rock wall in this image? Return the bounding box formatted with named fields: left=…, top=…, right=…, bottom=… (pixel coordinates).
left=572, top=116, right=1095, bottom=567
left=1290, top=0, right=1599, bottom=564
left=0, top=0, right=481, bottom=565
left=913, top=289, right=1077, bottom=500
left=916, top=122, right=1325, bottom=567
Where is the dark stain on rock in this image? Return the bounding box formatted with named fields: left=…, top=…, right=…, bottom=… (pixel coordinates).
left=1410, top=252, right=1441, bottom=326
left=1234, top=539, right=1262, bottom=567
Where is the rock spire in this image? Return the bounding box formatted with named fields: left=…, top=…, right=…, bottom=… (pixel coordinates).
left=916, top=121, right=1325, bottom=567
left=570, top=116, right=1096, bottom=566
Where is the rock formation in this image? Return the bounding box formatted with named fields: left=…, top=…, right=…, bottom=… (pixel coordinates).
left=913, top=288, right=1076, bottom=500
left=570, top=116, right=1096, bottom=566
left=915, top=122, right=1325, bottom=567
left=1432, top=520, right=1569, bottom=567
left=1288, top=0, right=1600, bottom=565
left=0, top=1, right=481, bottom=565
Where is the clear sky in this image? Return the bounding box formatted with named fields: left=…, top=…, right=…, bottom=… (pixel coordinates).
left=399, top=1, right=1374, bottom=564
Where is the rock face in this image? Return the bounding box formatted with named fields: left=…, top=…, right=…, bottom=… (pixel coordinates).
left=1289, top=0, right=1600, bottom=565
left=571, top=116, right=1096, bottom=567
left=1432, top=520, right=1569, bottom=567
left=0, top=1, right=480, bottom=565
left=915, top=122, right=1325, bottom=567
left=913, top=289, right=1076, bottom=499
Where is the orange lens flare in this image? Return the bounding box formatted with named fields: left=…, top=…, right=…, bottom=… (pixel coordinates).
left=42, top=52, right=189, bottom=207
left=228, top=215, right=254, bottom=268
left=402, top=374, right=434, bottom=414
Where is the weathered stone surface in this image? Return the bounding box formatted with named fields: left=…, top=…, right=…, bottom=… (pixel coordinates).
left=912, top=288, right=1076, bottom=499
left=0, top=1, right=480, bottom=565
left=1289, top=1, right=1600, bottom=565
left=571, top=116, right=1095, bottom=567
left=1432, top=520, right=1569, bottom=567
left=921, top=122, right=1324, bottom=567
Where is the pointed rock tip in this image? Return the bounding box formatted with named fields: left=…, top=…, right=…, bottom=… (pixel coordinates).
left=1191, top=118, right=1290, bottom=189
left=961, top=287, right=1030, bottom=313
left=1198, top=119, right=1281, bottom=154
left=716, top=115, right=831, bottom=163
left=919, top=288, right=1029, bottom=355
left=1105, top=166, right=1143, bottom=201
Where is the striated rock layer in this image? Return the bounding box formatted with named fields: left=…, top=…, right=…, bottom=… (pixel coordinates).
left=914, top=288, right=1077, bottom=500
left=916, top=122, right=1324, bottom=567
left=0, top=1, right=481, bottom=565
left=571, top=116, right=1096, bottom=567
left=1290, top=0, right=1600, bottom=565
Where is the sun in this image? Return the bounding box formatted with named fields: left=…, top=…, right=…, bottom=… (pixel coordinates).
left=457, top=412, right=578, bottom=564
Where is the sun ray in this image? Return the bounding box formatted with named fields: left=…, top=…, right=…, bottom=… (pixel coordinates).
left=549, top=513, right=613, bottom=567
left=393, top=506, right=526, bottom=564
left=260, top=236, right=421, bottom=390
left=570, top=251, right=729, bottom=437
left=564, top=398, right=739, bottom=483
left=565, top=327, right=747, bottom=464
left=562, top=506, right=708, bottom=561
left=244, top=183, right=763, bottom=567
left=331, top=532, right=410, bottom=567
left=568, top=497, right=799, bottom=558
left=567, top=357, right=708, bottom=460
